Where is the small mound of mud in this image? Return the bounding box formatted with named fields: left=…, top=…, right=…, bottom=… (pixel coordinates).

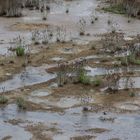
left=51, top=57, right=65, bottom=62
left=11, top=23, right=49, bottom=31
left=71, top=135, right=95, bottom=140
left=26, top=123, right=56, bottom=140
left=117, top=103, right=140, bottom=111
left=60, top=47, right=80, bottom=54
left=31, top=89, right=51, bottom=97
left=85, top=128, right=109, bottom=133
left=28, top=96, right=81, bottom=109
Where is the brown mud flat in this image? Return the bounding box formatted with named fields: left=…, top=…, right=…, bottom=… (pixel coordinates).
left=11, top=23, right=49, bottom=31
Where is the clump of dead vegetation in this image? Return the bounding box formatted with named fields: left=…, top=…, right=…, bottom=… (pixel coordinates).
left=57, top=59, right=102, bottom=87
left=0, top=0, right=22, bottom=17
left=103, top=0, right=140, bottom=18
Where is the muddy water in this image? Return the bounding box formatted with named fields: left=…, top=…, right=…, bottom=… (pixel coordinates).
left=85, top=66, right=140, bottom=89
left=0, top=104, right=140, bottom=140
left=119, top=77, right=140, bottom=89
left=21, top=0, right=140, bottom=40
left=0, top=65, right=139, bottom=93
left=85, top=66, right=140, bottom=76
left=0, top=120, right=32, bottom=140
left=0, top=0, right=140, bottom=55
left=0, top=65, right=56, bottom=93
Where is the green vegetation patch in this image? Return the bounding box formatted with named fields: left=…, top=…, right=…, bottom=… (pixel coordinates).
left=120, top=55, right=140, bottom=65
left=16, top=47, right=25, bottom=56
left=16, top=97, right=27, bottom=110
left=78, top=69, right=91, bottom=85
left=0, top=95, right=8, bottom=104
left=103, top=4, right=126, bottom=15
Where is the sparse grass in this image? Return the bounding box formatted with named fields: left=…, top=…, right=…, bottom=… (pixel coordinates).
left=128, top=55, right=140, bottom=65
left=120, top=55, right=140, bottom=65
left=78, top=69, right=91, bottom=85
left=103, top=4, right=126, bottom=15
left=16, top=47, right=25, bottom=56
left=16, top=97, right=27, bottom=110
left=128, top=56, right=140, bottom=65
left=119, top=57, right=128, bottom=66
left=0, top=95, right=8, bottom=104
